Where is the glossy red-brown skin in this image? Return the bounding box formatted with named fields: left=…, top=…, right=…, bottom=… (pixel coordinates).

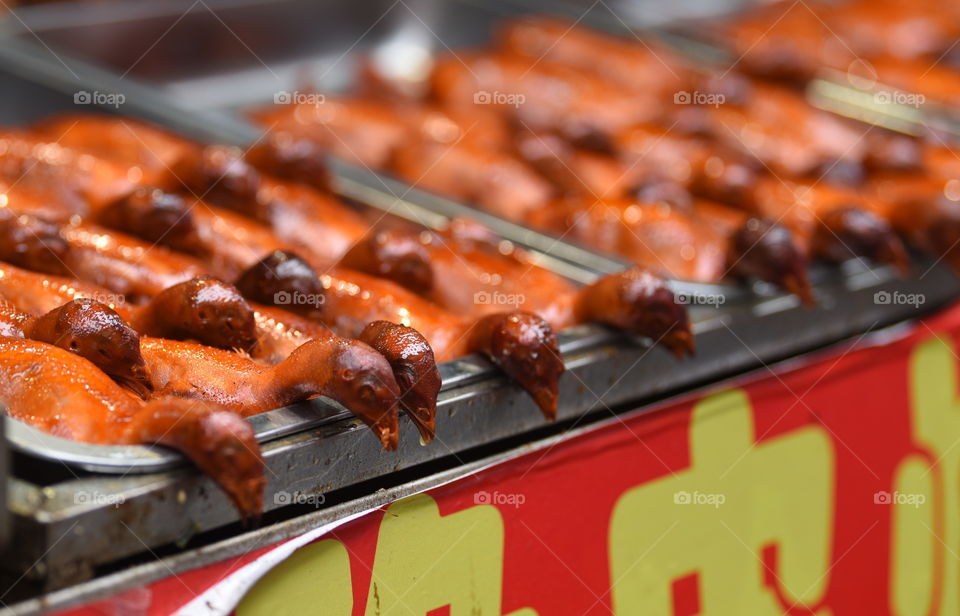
left=575, top=269, right=694, bottom=359
left=0, top=207, right=73, bottom=277
left=466, top=312, right=563, bottom=419
left=253, top=96, right=514, bottom=164
left=0, top=261, right=128, bottom=316
left=745, top=177, right=909, bottom=272
left=32, top=114, right=201, bottom=192
left=236, top=253, right=441, bottom=437
left=243, top=248, right=462, bottom=367
left=430, top=51, right=656, bottom=147
left=33, top=116, right=267, bottom=217
left=247, top=303, right=325, bottom=364
left=496, top=17, right=692, bottom=97
left=614, top=124, right=759, bottom=206
left=711, top=2, right=853, bottom=81
left=865, top=175, right=960, bottom=274
left=253, top=95, right=555, bottom=224
left=339, top=228, right=435, bottom=296
left=234, top=250, right=327, bottom=322
left=131, top=276, right=258, bottom=351
left=359, top=320, right=440, bottom=443
left=392, top=136, right=555, bottom=222
left=16, top=114, right=565, bottom=435
left=725, top=216, right=814, bottom=305
left=0, top=338, right=264, bottom=519
left=714, top=0, right=960, bottom=80
left=98, top=187, right=288, bottom=281
left=612, top=122, right=908, bottom=276
left=514, top=132, right=633, bottom=199
left=530, top=196, right=730, bottom=283
left=347, top=224, right=577, bottom=328
left=690, top=85, right=869, bottom=179
left=251, top=97, right=413, bottom=169
left=52, top=219, right=205, bottom=302
left=249, top=303, right=440, bottom=443
left=25, top=299, right=152, bottom=395
left=317, top=266, right=466, bottom=358
left=0, top=262, right=258, bottom=353
left=0, top=227, right=415, bottom=447
left=325, top=266, right=564, bottom=418
left=0, top=270, right=418, bottom=451
left=244, top=130, right=333, bottom=193
left=96, top=187, right=203, bottom=252
left=250, top=178, right=370, bottom=267
left=139, top=335, right=401, bottom=450
left=0, top=130, right=136, bottom=213
left=0, top=300, right=29, bottom=338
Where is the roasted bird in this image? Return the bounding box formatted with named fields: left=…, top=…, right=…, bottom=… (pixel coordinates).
left=0, top=261, right=256, bottom=352
left=0, top=297, right=151, bottom=394
left=237, top=251, right=565, bottom=419
left=138, top=333, right=402, bottom=450
left=33, top=115, right=371, bottom=267
left=11, top=116, right=578, bottom=418
left=342, top=220, right=695, bottom=352
left=0, top=207, right=206, bottom=302
left=0, top=337, right=265, bottom=518
left=0, top=260, right=413, bottom=446
left=709, top=0, right=960, bottom=81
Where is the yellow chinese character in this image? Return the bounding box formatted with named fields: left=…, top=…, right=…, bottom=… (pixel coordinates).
left=609, top=389, right=834, bottom=614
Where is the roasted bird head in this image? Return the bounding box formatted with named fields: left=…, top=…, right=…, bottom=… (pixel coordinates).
left=27, top=298, right=152, bottom=396
left=234, top=250, right=326, bottom=320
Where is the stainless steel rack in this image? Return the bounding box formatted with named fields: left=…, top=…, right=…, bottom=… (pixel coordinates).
left=0, top=0, right=958, bottom=600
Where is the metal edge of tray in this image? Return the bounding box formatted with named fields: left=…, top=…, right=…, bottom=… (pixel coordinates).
left=3, top=257, right=958, bottom=589
left=2, top=325, right=621, bottom=474
left=806, top=73, right=960, bottom=141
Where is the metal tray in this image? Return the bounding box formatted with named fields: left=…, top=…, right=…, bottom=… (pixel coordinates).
left=0, top=0, right=749, bottom=477
left=0, top=0, right=924, bottom=475
left=0, top=47, right=631, bottom=474
left=3, top=252, right=959, bottom=593
left=1, top=0, right=960, bottom=595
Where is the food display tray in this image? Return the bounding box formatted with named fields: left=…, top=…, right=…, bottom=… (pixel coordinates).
left=0, top=0, right=958, bottom=596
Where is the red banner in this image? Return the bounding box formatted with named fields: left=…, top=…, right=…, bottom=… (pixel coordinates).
left=58, top=303, right=960, bottom=615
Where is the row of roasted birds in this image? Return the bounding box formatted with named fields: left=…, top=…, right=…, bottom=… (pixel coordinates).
left=4, top=7, right=960, bottom=518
